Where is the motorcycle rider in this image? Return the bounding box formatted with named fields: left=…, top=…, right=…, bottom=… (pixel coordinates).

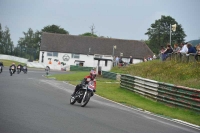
left=0, top=61, right=4, bottom=72
left=9, top=63, right=16, bottom=74
left=17, top=64, right=23, bottom=72
left=71, top=70, right=97, bottom=96
left=22, top=64, right=28, bottom=73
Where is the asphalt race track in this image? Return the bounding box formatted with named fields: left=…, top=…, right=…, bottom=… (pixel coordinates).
left=0, top=67, right=199, bottom=133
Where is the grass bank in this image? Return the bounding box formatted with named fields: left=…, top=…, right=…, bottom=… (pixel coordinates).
left=0, top=59, right=26, bottom=66
left=111, top=60, right=200, bottom=89
left=48, top=71, right=200, bottom=126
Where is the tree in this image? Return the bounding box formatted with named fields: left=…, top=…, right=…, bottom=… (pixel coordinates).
left=41, top=24, right=69, bottom=34
left=145, top=15, right=186, bottom=54
left=0, top=23, right=3, bottom=54
left=1, top=26, right=14, bottom=55
left=79, top=32, right=98, bottom=37
left=17, top=28, right=41, bottom=60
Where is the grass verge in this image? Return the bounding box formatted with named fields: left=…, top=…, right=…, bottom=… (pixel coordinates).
left=48, top=71, right=200, bottom=126
left=111, top=60, right=200, bottom=89
left=0, top=59, right=26, bottom=66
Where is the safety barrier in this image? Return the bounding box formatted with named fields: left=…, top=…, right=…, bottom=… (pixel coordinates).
left=120, top=74, right=200, bottom=112
left=70, top=65, right=93, bottom=71
left=102, top=71, right=117, bottom=80
left=0, top=54, right=28, bottom=63
left=167, top=53, right=200, bottom=63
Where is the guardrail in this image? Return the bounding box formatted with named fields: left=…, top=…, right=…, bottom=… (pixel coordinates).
left=70, top=65, right=93, bottom=71
left=120, top=74, right=200, bottom=112
left=102, top=71, right=117, bottom=80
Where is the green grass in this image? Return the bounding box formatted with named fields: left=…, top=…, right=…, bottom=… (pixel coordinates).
left=49, top=71, right=200, bottom=126
left=0, top=59, right=26, bottom=66
left=111, top=60, right=200, bottom=89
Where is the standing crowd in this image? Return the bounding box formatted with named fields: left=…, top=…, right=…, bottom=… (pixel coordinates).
left=159, top=42, right=199, bottom=61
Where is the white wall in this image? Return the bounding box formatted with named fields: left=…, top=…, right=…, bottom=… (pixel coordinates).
left=39, top=51, right=113, bottom=71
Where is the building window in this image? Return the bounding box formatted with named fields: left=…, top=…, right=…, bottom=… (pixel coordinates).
left=47, top=52, right=58, bottom=57
left=71, top=54, right=80, bottom=59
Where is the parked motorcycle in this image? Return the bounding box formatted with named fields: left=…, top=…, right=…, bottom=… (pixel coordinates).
left=70, top=81, right=95, bottom=107
left=10, top=66, right=15, bottom=76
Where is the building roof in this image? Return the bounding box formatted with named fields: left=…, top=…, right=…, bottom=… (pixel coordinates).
left=40, top=32, right=153, bottom=59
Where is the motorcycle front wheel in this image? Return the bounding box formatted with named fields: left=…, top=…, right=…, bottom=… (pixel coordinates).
left=81, top=91, right=91, bottom=107
left=70, top=96, right=76, bottom=105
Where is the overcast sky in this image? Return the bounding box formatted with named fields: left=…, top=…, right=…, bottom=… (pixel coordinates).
left=0, top=0, right=200, bottom=46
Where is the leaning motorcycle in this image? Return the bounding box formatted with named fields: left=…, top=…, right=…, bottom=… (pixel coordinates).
left=70, top=81, right=95, bottom=107
left=10, top=66, right=15, bottom=76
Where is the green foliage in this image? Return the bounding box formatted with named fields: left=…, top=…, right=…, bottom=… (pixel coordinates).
left=79, top=32, right=98, bottom=37
left=0, top=25, right=14, bottom=55
left=145, top=15, right=186, bottom=54
left=41, top=24, right=69, bottom=34
left=0, top=59, right=26, bottom=66
left=17, top=28, right=41, bottom=60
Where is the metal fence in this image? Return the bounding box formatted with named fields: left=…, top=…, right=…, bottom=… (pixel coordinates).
left=167, top=53, right=200, bottom=63
left=102, top=71, right=117, bottom=80
left=120, top=74, right=200, bottom=112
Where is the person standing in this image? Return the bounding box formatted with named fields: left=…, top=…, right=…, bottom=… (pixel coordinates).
left=129, top=56, right=133, bottom=64
left=115, top=56, right=119, bottom=66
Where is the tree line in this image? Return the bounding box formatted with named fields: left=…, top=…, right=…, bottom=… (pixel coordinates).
left=0, top=15, right=188, bottom=60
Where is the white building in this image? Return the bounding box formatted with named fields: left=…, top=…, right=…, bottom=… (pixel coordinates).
left=39, top=32, right=153, bottom=71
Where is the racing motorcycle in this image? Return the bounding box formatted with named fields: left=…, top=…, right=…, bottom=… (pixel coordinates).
left=22, top=66, right=27, bottom=74
left=70, top=81, right=95, bottom=107
left=10, top=66, right=15, bottom=76
left=0, top=66, right=2, bottom=73
left=17, top=66, right=21, bottom=74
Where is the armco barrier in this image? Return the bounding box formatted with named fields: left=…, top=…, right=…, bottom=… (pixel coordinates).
left=157, top=83, right=200, bottom=112
left=120, top=75, right=158, bottom=100
left=102, top=71, right=117, bottom=80
left=70, top=65, right=93, bottom=71
left=120, top=74, right=200, bottom=112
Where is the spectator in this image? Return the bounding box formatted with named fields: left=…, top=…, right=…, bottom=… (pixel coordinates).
left=173, top=43, right=181, bottom=53
left=119, top=57, right=124, bottom=66
left=143, top=57, right=147, bottom=62
left=178, top=42, right=188, bottom=54
left=162, top=44, right=173, bottom=60
left=159, top=46, right=165, bottom=61
left=129, top=56, right=133, bottom=64
left=187, top=43, right=196, bottom=54
left=115, top=56, right=119, bottom=66
left=153, top=54, right=156, bottom=60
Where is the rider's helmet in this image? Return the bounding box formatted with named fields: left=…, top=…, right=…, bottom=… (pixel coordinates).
left=90, top=70, right=96, bottom=80
left=12, top=63, right=15, bottom=65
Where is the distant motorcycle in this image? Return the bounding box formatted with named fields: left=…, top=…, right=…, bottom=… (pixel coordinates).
left=45, top=67, right=50, bottom=75
left=10, top=66, right=15, bottom=76
left=22, top=66, right=27, bottom=74
left=70, top=81, right=95, bottom=107
left=17, top=66, right=21, bottom=74
left=0, top=66, right=2, bottom=73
